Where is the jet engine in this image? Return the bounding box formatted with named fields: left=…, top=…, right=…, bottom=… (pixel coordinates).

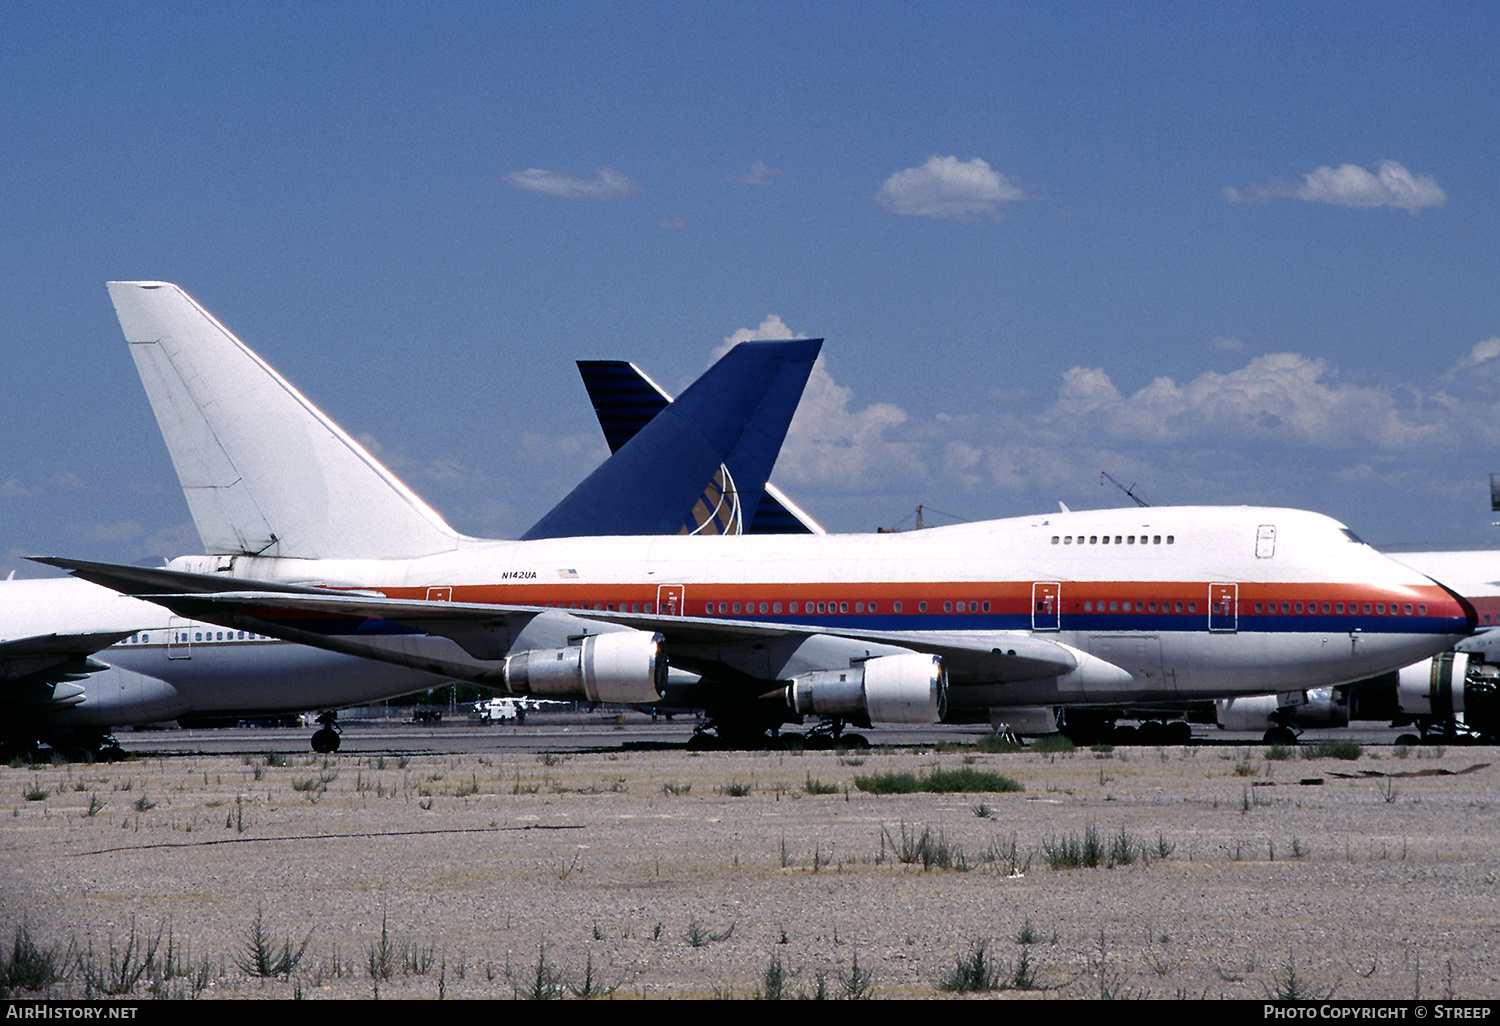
left=787, top=652, right=945, bottom=725
left=1397, top=651, right=1475, bottom=720
left=502, top=631, right=666, bottom=704
left=1340, top=651, right=1500, bottom=741
left=1216, top=689, right=1348, bottom=732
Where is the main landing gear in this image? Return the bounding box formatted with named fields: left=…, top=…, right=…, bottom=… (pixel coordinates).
left=2, top=731, right=125, bottom=763
left=687, top=715, right=869, bottom=751
left=310, top=711, right=342, bottom=753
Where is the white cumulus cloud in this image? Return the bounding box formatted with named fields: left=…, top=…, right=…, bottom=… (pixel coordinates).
left=730, top=160, right=780, bottom=185
left=506, top=167, right=640, bottom=199
left=1296, top=161, right=1445, bottom=211
left=1226, top=160, right=1445, bottom=212
left=875, top=156, right=1025, bottom=221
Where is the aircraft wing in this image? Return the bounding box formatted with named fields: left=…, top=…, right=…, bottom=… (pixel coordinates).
left=0, top=632, right=135, bottom=659
left=0, top=631, right=133, bottom=706
left=38, top=557, right=1077, bottom=685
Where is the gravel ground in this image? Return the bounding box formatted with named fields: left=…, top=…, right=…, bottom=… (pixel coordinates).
left=2, top=741, right=1497, bottom=1000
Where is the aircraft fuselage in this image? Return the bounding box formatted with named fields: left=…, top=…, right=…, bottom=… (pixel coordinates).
left=162, top=505, right=1473, bottom=711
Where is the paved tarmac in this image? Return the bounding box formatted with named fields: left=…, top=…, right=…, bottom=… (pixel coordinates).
left=110, top=713, right=1434, bottom=758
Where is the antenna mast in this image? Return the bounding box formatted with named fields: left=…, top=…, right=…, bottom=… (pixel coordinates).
left=1100, top=471, right=1150, bottom=508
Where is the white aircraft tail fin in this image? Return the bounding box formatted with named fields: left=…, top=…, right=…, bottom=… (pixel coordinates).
left=108, top=281, right=461, bottom=560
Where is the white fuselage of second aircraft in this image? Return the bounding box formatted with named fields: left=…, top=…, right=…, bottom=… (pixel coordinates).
left=156, top=505, right=1473, bottom=711
left=3, top=577, right=449, bottom=731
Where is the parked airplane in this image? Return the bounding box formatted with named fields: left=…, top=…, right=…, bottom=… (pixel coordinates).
left=3, top=286, right=820, bottom=756
left=0, top=576, right=452, bottom=758
left=40, top=282, right=1478, bottom=749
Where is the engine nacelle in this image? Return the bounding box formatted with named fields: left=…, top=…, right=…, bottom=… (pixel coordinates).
left=787, top=652, right=945, bottom=725
left=1397, top=651, right=1471, bottom=718
left=502, top=631, right=666, bottom=704
left=1217, top=688, right=1348, bottom=731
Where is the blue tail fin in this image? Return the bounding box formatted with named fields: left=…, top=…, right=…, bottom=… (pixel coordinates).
left=576, top=359, right=824, bottom=536
left=523, top=340, right=822, bottom=540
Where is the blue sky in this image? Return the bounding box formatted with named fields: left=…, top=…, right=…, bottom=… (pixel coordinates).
left=4, top=1, right=1498, bottom=577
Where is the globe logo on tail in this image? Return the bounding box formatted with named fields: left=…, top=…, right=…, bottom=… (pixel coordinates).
left=679, top=465, right=742, bottom=535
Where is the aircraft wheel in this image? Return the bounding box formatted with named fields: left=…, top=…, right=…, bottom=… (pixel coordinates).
left=1112, top=725, right=1139, bottom=745
left=1394, top=733, right=1421, bottom=748
left=686, top=731, right=720, bottom=751
left=1263, top=727, right=1297, bottom=747
left=1163, top=721, right=1192, bottom=745
left=837, top=734, right=870, bottom=750
left=310, top=728, right=341, bottom=754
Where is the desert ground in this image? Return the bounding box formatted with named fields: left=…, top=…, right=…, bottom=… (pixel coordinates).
left=2, top=732, right=1497, bottom=1000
